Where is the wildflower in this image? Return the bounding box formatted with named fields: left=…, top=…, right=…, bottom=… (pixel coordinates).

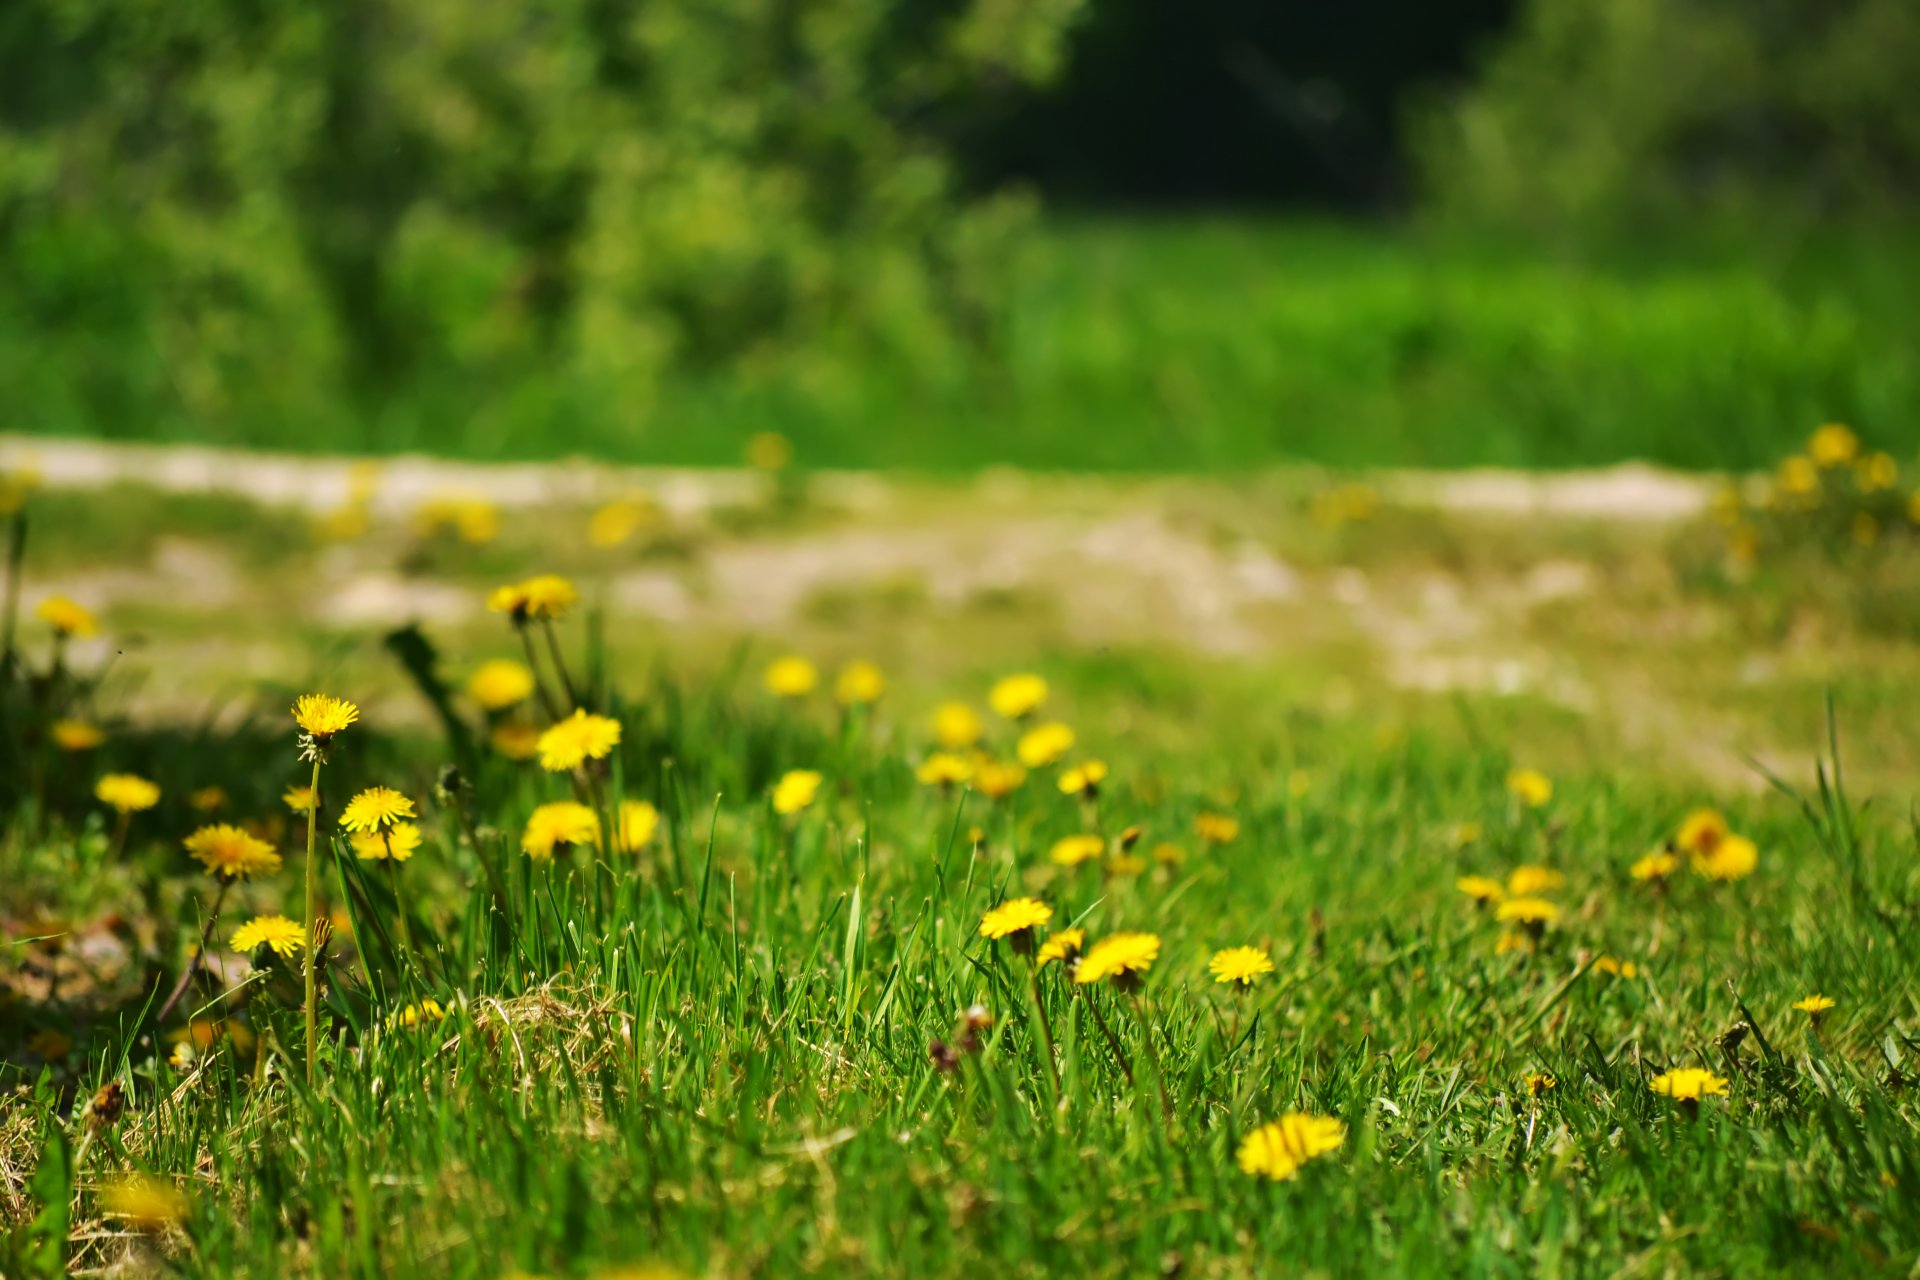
left=1151, top=842, right=1186, bottom=866
left=101, top=1174, right=190, bottom=1231
left=1793, top=994, right=1836, bottom=1018
left=1194, top=812, right=1240, bottom=844
left=1777, top=455, right=1820, bottom=500
left=1049, top=834, right=1105, bottom=866
left=339, top=786, right=416, bottom=834
left=188, top=786, right=227, bottom=814
left=184, top=825, right=282, bottom=879
left=1287, top=769, right=1312, bottom=799
left=617, top=800, right=660, bottom=852
left=1449, top=821, right=1483, bottom=849
left=1857, top=452, right=1899, bottom=493
left=764, top=655, right=819, bottom=697
left=1106, top=853, right=1147, bottom=877
left=589, top=496, right=657, bottom=548
left=467, top=659, right=536, bottom=710
left=932, top=701, right=983, bottom=748
left=1809, top=422, right=1859, bottom=467
left=35, top=595, right=99, bottom=638
left=537, top=709, right=623, bottom=772
left=745, top=431, right=793, bottom=471
left=772, top=769, right=823, bottom=815
left=988, top=673, right=1048, bottom=720
left=231, top=915, right=305, bottom=958
left=1525, top=1072, right=1556, bottom=1097
left=283, top=784, right=317, bottom=814
left=1236, top=1113, right=1346, bottom=1181
left=1058, top=760, right=1108, bottom=798
left=1495, top=897, right=1561, bottom=928
left=96, top=774, right=160, bottom=814
left=1506, top=865, right=1564, bottom=896
left=972, top=759, right=1027, bottom=798
left=1209, top=946, right=1274, bottom=986
left=351, top=821, right=422, bottom=862
left=293, top=693, right=359, bottom=762
left=1676, top=809, right=1727, bottom=855
left=835, top=660, right=887, bottom=706
left=1495, top=929, right=1534, bottom=955
left=491, top=722, right=540, bottom=760
left=487, top=574, right=578, bottom=623
left=1592, top=955, right=1638, bottom=979
left=1630, top=849, right=1679, bottom=881
left=1506, top=768, right=1552, bottom=807
left=1649, top=1067, right=1729, bottom=1101
left=1073, top=932, right=1161, bottom=987
left=1691, top=833, right=1757, bottom=881
left=386, top=999, right=448, bottom=1030
left=916, top=753, right=974, bottom=788
left=1038, top=928, right=1084, bottom=967
left=51, top=719, right=105, bottom=751
left=521, top=802, right=600, bottom=860
left=979, top=897, right=1053, bottom=949
left=1016, top=721, right=1075, bottom=768
left=1455, top=875, right=1505, bottom=905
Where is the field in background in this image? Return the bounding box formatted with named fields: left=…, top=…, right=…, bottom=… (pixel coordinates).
left=7, top=220, right=1918, bottom=472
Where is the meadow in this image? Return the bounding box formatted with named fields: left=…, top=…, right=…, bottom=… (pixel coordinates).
left=4, top=424, right=1920, bottom=1277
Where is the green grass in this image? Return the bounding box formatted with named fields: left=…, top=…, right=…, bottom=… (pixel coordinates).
left=7, top=218, right=1920, bottom=472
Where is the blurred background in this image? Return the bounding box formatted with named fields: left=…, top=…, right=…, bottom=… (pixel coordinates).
left=1, top=0, right=1917, bottom=471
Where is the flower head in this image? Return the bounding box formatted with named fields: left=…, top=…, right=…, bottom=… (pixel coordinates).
left=1074, top=932, right=1161, bottom=986
left=1038, top=928, right=1084, bottom=967
left=1809, top=422, right=1859, bottom=467
left=1455, top=875, right=1505, bottom=904
left=1630, top=849, right=1679, bottom=881
left=1505, top=865, right=1564, bottom=896
left=972, top=759, right=1027, bottom=798
left=491, top=722, right=540, bottom=760
left=351, top=821, right=422, bottom=862
left=1649, top=1067, right=1729, bottom=1101
left=772, top=769, right=823, bottom=815
left=617, top=800, right=660, bottom=852
left=1506, top=768, right=1552, bottom=808
left=916, top=752, right=974, bottom=788
left=764, top=656, right=818, bottom=697
left=51, top=719, right=105, bottom=751
left=1194, top=812, right=1240, bottom=844
left=1495, top=896, right=1561, bottom=927
left=1209, top=946, right=1274, bottom=986
left=537, top=708, right=623, bottom=772
left=231, top=915, right=305, bottom=958
left=988, top=673, right=1047, bottom=720
left=835, top=660, right=886, bottom=706
left=1236, top=1113, right=1346, bottom=1181
left=188, top=786, right=227, bottom=814
left=293, top=694, right=359, bottom=740
left=467, top=660, right=536, bottom=711
left=1675, top=808, right=1727, bottom=855
left=487, top=575, right=577, bottom=623
left=521, top=802, right=600, bottom=860
left=96, top=773, right=160, bottom=814
left=1058, top=760, right=1109, bottom=798
left=1793, top=993, right=1836, bottom=1017
left=35, top=595, right=99, bottom=638
left=386, top=999, right=449, bottom=1030
left=1049, top=834, right=1105, bottom=866
left=746, top=431, right=793, bottom=471
left=339, top=786, right=416, bottom=834
left=979, top=897, right=1052, bottom=945
left=1525, top=1072, right=1557, bottom=1098
left=1016, top=721, right=1075, bottom=768
left=184, top=825, right=282, bottom=879
left=101, top=1174, right=190, bottom=1232
left=1691, top=833, right=1757, bottom=881
left=282, top=784, right=317, bottom=814
left=932, top=702, right=983, bottom=748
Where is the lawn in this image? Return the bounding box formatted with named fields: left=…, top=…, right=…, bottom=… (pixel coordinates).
left=3, top=451, right=1920, bottom=1277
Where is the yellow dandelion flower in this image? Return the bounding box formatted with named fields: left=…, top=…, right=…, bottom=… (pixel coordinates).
left=1038, top=927, right=1085, bottom=967
left=1106, top=853, right=1147, bottom=876
left=1016, top=721, right=1075, bottom=768
left=1675, top=808, right=1728, bottom=855
left=292, top=693, right=359, bottom=741
left=1455, top=875, right=1505, bottom=904
left=101, top=1174, right=190, bottom=1231
left=1631, top=849, right=1679, bottom=881
left=339, top=786, right=416, bottom=833
left=1194, top=812, right=1240, bottom=844
left=536, top=708, right=623, bottom=772
left=467, top=660, right=536, bottom=711
left=772, top=769, right=823, bottom=816
left=1809, top=422, right=1859, bottom=467
left=184, top=825, right=282, bottom=879
left=1793, top=994, right=1835, bottom=1017
left=916, top=752, right=974, bottom=787
left=1691, top=833, right=1757, bottom=882
left=1058, top=760, right=1108, bottom=797
left=521, top=802, right=600, bottom=860
left=491, top=722, right=540, bottom=760
left=1506, top=865, right=1564, bottom=896
left=988, top=673, right=1048, bottom=720
left=1495, top=897, right=1561, bottom=926
left=588, top=497, right=655, bottom=548
left=96, top=773, right=159, bottom=814
left=231, top=915, right=305, bottom=958
left=616, top=800, right=659, bottom=852
left=745, top=431, right=793, bottom=472
left=1495, top=929, right=1534, bottom=955
left=351, top=821, right=422, bottom=862
left=1151, top=842, right=1186, bottom=866
left=282, top=784, right=317, bottom=814
left=835, top=660, right=887, bottom=706
left=486, top=574, right=578, bottom=623
left=187, top=786, right=227, bottom=814
left=932, top=701, right=983, bottom=748
left=1073, top=932, right=1161, bottom=985
left=764, top=655, right=819, bottom=697
left=1592, top=955, right=1638, bottom=978
left=1209, top=946, right=1274, bottom=986
left=1049, top=834, right=1105, bottom=866
left=386, top=999, right=448, bottom=1030
left=1506, top=768, right=1552, bottom=808
left=979, top=897, right=1053, bottom=941
left=1525, top=1072, right=1556, bottom=1097
left=971, top=758, right=1027, bottom=798
left=1857, top=452, right=1899, bottom=493
left=51, top=719, right=105, bottom=751
left=35, top=594, right=99, bottom=638
left=1649, top=1067, right=1729, bottom=1101
left=1236, top=1113, right=1346, bottom=1181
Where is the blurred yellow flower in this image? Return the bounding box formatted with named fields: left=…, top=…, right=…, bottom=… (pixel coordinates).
left=1106, top=853, right=1147, bottom=877
left=1691, top=833, right=1757, bottom=881
left=931, top=701, right=983, bottom=748
left=1151, top=842, right=1186, bottom=866
left=1649, top=1067, right=1728, bottom=1101
left=1209, top=946, right=1274, bottom=986
left=1038, top=927, right=1084, bottom=966
left=1675, top=808, right=1727, bottom=855
left=416, top=495, right=498, bottom=544
left=1793, top=993, right=1836, bottom=1017
left=1778, top=454, right=1820, bottom=499
left=835, top=660, right=887, bottom=706
left=988, top=673, right=1048, bottom=720
left=468, top=659, right=536, bottom=710
left=1592, top=955, right=1638, bottom=978
left=1525, top=1072, right=1556, bottom=1097
left=1236, top=1113, right=1345, bottom=1181
left=96, top=773, right=160, bottom=814
left=339, top=786, right=416, bottom=833
left=1857, top=452, right=1898, bottom=493
left=188, top=786, right=227, bottom=813
left=1808, top=422, right=1859, bottom=467
left=1455, top=875, right=1505, bottom=904
left=979, top=897, right=1052, bottom=941
left=1016, top=721, right=1075, bottom=768
left=491, top=722, right=540, bottom=760
left=231, top=915, right=305, bottom=958
left=1287, top=769, right=1312, bottom=799
left=351, top=821, right=422, bottom=862
left=537, top=709, right=622, bottom=772
left=746, top=431, right=793, bottom=471
left=764, top=655, right=819, bottom=697
left=101, top=1174, right=190, bottom=1231
left=1057, top=760, right=1108, bottom=797
left=972, top=759, right=1027, bottom=798
left=1630, top=849, right=1679, bottom=881
left=292, top=693, right=359, bottom=741
left=772, top=769, right=823, bottom=815
left=488, top=575, right=578, bottom=622
left=1495, top=897, right=1560, bottom=927
left=522, top=802, right=600, bottom=860
left=1194, top=812, right=1239, bottom=844
left=588, top=497, right=656, bottom=548
left=1074, top=932, right=1161, bottom=986
left=283, top=784, right=317, bottom=814
left=915, top=752, right=974, bottom=787
left=1505, top=768, right=1552, bottom=807
left=35, top=594, right=98, bottom=638
left=51, top=719, right=104, bottom=751
left=387, top=999, right=448, bottom=1030
left=617, top=800, right=660, bottom=852
left=1049, top=834, right=1105, bottom=866
left=1505, top=865, right=1564, bottom=896
left=185, top=824, right=282, bottom=879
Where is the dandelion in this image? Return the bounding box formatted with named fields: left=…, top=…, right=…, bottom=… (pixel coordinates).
left=764, top=655, right=819, bottom=697
left=588, top=497, right=655, bottom=548
left=979, top=897, right=1053, bottom=948
left=351, top=821, right=422, bottom=862
left=1630, top=849, right=1679, bottom=881
left=35, top=594, right=99, bottom=638
left=1209, top=946, right=1274, bottom=986
left=617, top=800, right=660, bottom=852
left=292, top=694, right=359, bottom=747
left=1691, top=833, right=1757, bottom=881
left=1058, top=760, right=1108, bottom=798
left=1074, top=932, right=1161, bottom=987
left=1287, top=769, right=1312, bottom=800
left=185, top=825, right=282, bottom=879
left=101, top=1174, right=190, bottom=1232
left=1107, top=853, right=1147, bottom=877
left=1236, top=1113, right=1346, bottom=1181
left=487, top=574, right=578, bottom=623
left=537, top=708, right=622, bottom=772
left=971, top=759, right=1027, bottom=798
left=291, top=692, right=355, bottom=1088
left=835, top=660, right=886, bottom=706
left=1194, top=812, right=1239, bottom=844
left=491, top=722, right=540, bottom=760
left=746, top=431, right=793, bottom=471
left=1495, top=897, right=1561, bottom=928
left=1506, top=768, right=1552, bottom=807
left=1809, top=422, right=1859, bottom=467
left=1151, top=842, right=1186, bottom=866
left=283, top=784, right=317, bottom=814
left=1049, top=834, right=1105, bottom=866
left=915, top=753, right=974, bottom=788
left=521, top=802, right=601, bottom=860
left=1592, top=955, right=1638, bottom=978
left=339, top=786, right=416, bottom=833
left=386, top=999, right=449, bottom=1030
left=1455, top=875, right=1505, bottom=905
left=50, top=719, right=104, bottom=751
left=1505, top=865, right=1564, bottom=896
left=96, top=773, right=160, bottom=814
left=1857, top=452, right=1899, bottom=493
left=468, top=659, right=536, bottom=711
left=772, top=769, right=823, bottom=816
left=1793, top=994, right=1836, bottom=1019
left=1649, top=1067, right=1729, bottom=1101
left=231, top=915, right=306, bottom=959
left=188, top=786, right=227, bottom=813
left=1525, top=1072, right=1557, bottom=1098
left=988, top=673, right=1048, bottom=720
left=1675, top=808, right=1727, bottom=855
left=932, top=701, right=983, bottom=748
left=1038, top=928, right=1084, bottom=967
left=1016, top=721, right=1075, bottom=768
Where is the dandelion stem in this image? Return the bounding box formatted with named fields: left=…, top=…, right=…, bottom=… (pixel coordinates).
left=302, top=756, right=322, bottom=1087
left=156, top=878, right=231, bottom=1025
left=1026, top=955, right=1062, bottom=1102
left=386, top=851, right=414, bottom=964
left=107, top=810, right=130, bottom=861
left=1086, top=992, right=1134, bottom=1087
left=518, top=625, right=562, bottom=722
left=540, top=618, right=579, bottom=711
left=1131, top=993, right=1175, bottom=1122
